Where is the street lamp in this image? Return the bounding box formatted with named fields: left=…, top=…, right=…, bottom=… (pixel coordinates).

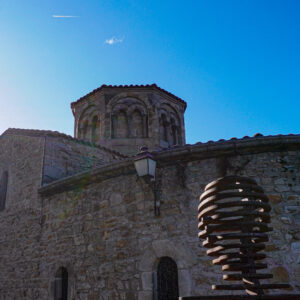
left=134, top=147, right=160, bottom=216
left=134, top=146, right=156, bottom=180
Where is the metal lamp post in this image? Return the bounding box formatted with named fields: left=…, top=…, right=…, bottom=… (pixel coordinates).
left=134, top=147, right=160, bottom=216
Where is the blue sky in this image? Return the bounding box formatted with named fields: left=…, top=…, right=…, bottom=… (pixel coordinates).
left=0, top=0, right=299, bottom=144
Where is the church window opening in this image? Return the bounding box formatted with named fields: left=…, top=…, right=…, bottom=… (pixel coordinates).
left=91, top=115, right=99, bottom=144
left=0, top=171, right=8, bottom=211
left=131, top=110, right=143, bottom=138
left=82, top=120, right=89, bottom=140
left=54, top=267, right=68, bottom=300
left=155, top=257, right=179, bottom=300
left=161, top=114, right=168, bottom=142
left=116, top=110, right=128, bottom=138
left=111, top=114, right=117, bottom=138
left=170, top=119, right=178, bottom=145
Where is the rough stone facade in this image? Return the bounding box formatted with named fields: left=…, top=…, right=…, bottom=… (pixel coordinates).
left=0, top=85, right=299, bottom=300
left=71, top=84, right=187, bottom=155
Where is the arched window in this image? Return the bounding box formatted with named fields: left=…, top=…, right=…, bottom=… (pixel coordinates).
left=111, top=114, right=117, bottom=138
left=0, top=171, right=8, bottom=211
left=116, top=111, right=128, bottom=138
left=170, top=119, right=178, bottom=145
left=82, top=120, right=89, bottom=140
left=131, top=110, right=143, bottom=138
left=155, top=257, right=179, bottom=300
left=160, top=114, right=168, bottom=142
left=54, top=267, right=68, bottom=300
left=91, top=115, right=99, bottom=144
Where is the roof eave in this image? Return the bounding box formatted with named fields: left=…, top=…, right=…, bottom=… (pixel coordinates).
left=70, top=84, right=187, bottom=109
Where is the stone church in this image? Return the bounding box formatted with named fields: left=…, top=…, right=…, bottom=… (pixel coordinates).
left=0, top=84, right=299, bottom=300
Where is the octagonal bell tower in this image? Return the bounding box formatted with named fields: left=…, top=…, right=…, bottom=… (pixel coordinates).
left=71, top=84, right=187, bottom=155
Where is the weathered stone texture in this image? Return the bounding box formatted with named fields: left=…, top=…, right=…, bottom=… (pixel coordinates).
left=71, top=85, right=187, bottom=155
left=0, top=134, right=45, bottom=299
left=1, top=139, right=299, bottom=299
left=43, top=136, right=121, bottom=184
left=0, top=134, right=44, bottom=210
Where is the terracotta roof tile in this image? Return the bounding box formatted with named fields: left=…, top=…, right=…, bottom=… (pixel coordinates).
left=253, top=133, right=263, bottom=137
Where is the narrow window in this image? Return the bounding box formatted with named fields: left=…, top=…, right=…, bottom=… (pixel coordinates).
left=144, top=115, right=149, bottom=138
left=0, top=171, right=8, bottom=211
left=82, top=120, right=89, bottom=140
left=171, top=119, right=177, bottom=145
left=160, top=114, right=168, bottom=142
left=116, top=111, right=128, bottom=138
left=131, top=110, right=143, bottom=138
left=111, top=114, right=117, bottom=138
left=54, top=267, right=68, bottom=300
left=91, top=115, right=99, bottom=144
left=155, top=257, right=179, bottom=300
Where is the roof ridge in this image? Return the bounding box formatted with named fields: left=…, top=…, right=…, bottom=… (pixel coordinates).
left=1, top=128, right=127, bottom=158
left=38, top=132, right=300, bottom=196
left=70, top=84, right=187, bottom=108
left=151, top=133, right=300, bottom=154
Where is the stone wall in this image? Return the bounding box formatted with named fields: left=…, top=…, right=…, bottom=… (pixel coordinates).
left=0, top=129, right=124, bottom=186
left=0, top=134, right=45, bottom=299
left=0, top=135, right=299, bottom=300
left=71, top=85, right=187, bottom=155
left=42, top=136, right=121, bottom=184
left=0, top=133, right=44, bottom=210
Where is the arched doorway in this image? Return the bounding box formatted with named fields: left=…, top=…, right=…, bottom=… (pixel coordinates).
left=156, top=257, right=179, bottom=300
left=54, top=267, right=68, bottom=300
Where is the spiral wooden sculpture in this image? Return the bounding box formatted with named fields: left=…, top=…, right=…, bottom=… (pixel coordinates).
left=198, top=176, right=290, bottom=296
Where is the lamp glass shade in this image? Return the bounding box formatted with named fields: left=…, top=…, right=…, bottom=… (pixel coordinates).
left=148, top=158, right=156, bottom=178
left=134, top=157, right=156, bottom=178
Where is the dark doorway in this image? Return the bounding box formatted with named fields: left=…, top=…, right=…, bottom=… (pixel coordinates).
left=54, top=267, right=68, bottom=300
left=157, top=257, right=179, bottom=300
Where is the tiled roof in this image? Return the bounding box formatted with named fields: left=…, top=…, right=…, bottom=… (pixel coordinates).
left=39, top=132, right=300, bottom=196
left=152, top=133, right=300, bottom=155
left=1, top=128, right=127, bottom=158
left=70, top=84, right=187, bottom=109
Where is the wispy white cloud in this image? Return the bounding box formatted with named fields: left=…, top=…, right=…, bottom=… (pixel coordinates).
left=52, top=15, right=78, bottom=18
left=104, top=37, right=124, bottom=45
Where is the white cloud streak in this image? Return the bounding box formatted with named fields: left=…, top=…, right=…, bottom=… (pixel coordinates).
left=52, top=15, right=78, bottom=18
left=105, top=37, right=124, bottom=45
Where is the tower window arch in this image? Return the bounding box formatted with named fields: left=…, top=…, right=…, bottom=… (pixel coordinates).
left=0, top=171, right=8, bottom=211
left=160, top=114, right=168, bottom=142
left=54, top=267, right=68, bottom=300
left=81, top=120, right=89, bottom=140
left=115, top=110, right=129, bottom=138
left=154, top=257, right=179, bottom=300
left=91, top=115, right=99, bottom=144
left=170, top=118, right=179, bottom=146
left=76, top=105, right=98, bottom=142
left=109, top=96, right=149, bottom=139
left=130, top=109, right=144, bottom=138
